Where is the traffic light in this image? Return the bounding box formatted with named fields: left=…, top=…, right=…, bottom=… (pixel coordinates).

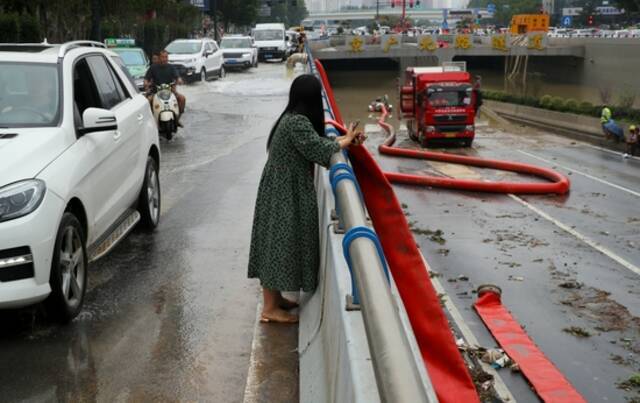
left=587, top=15, right=594, bottom=25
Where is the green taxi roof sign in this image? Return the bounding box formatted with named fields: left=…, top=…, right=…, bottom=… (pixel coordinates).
left=105, top=38, right=136, bottom=48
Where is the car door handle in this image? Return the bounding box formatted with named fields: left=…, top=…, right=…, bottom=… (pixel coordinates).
left=137, top=113, right=144, bottom=122
left=113, top=131, right=122, bottom=141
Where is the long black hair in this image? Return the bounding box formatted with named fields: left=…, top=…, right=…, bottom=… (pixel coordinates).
left=267, top=74, right=325, bottom=151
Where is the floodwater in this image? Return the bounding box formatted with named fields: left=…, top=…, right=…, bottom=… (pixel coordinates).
left=327, top=63, right=637, bottom=117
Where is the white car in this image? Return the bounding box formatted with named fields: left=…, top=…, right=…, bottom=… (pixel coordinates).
left=166, top=38, right=225, bottom=82
left=220, top=35, right=258, bottom=69
left=253, top=23, right=288, bottom=62
left=0, top=41, right=161, bottom=322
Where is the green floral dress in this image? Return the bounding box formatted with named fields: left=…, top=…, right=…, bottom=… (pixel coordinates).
left=248, top=113, right=341, bottom=292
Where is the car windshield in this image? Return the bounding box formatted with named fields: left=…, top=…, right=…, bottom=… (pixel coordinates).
left=113, top=49, right=146, bottom=65
left=254, top=30, right=282, bottom=41
left=221, top=38, right=252, bottom=48
left=427, top=86, right=472, bottom=107
left=0, top=63, right=60, bottom=127
left=166, top=41, right=202, bottom=54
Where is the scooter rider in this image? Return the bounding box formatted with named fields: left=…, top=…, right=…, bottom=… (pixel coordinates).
left=144, top=50, right=186, bottom=125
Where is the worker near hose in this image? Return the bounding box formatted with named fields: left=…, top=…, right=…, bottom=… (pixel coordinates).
left=624, top=125, right=638, bottom=158
left=473, top=75, right=483, bottom=114
left=248, top=74, right=364, bottom=324
left=601, top=105, right=612, bottom=139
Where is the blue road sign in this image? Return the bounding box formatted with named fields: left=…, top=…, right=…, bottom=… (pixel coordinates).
left=562, top=16, right=572, bottom=26
left=487, top=3, right=496, bottom=13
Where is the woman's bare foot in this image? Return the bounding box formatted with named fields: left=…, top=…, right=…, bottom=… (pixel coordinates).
left=278, top=297, right=299, bottom=310
left=260, top=308, right=298, bottom=324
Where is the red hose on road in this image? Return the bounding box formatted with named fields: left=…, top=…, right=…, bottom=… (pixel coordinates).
left=474, top=288, right=587, bottom=403
left=335, top=106, right=571, bottom=194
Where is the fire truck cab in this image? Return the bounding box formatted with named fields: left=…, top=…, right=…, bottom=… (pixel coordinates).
left=400, top=62, right=477, bottom=147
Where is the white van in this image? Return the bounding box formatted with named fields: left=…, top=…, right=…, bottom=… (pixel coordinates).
left=253, top=23, right=287, bottom=62
left=165, top=38, right=225, bottom=82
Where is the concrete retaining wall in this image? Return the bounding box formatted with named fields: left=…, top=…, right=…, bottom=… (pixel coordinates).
left=485, top=99, right=602, bottom=139
left=549, top=38, right=640, bottom=98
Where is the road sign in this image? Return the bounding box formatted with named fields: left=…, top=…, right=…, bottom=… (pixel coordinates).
left=562, top=16, right=572, bottom=27
left=190, top=0, right=209, bottom=11
left=487, top=3, right=496, bottom=14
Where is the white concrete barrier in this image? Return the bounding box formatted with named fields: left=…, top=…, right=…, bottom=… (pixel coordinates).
left=298, top=167, right=381, bottom=403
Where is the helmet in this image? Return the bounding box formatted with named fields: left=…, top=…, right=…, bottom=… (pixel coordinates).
left=631, top=125, right=637, bottom=131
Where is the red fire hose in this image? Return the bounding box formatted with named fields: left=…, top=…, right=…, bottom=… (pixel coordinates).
left=317, top=60, right=480, bottom=403
left=330, top=106, right=571, bottom=195
left=475, top=286, right=586, bottom=402
left=317, top=57, right=574, bottom=402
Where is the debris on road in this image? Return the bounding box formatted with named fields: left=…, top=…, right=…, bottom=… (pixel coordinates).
left=508, top=275, right=524, bottom=282
left=458, top=274, right=469, bottom=281
left=563, top=326, right=592, bottom=338
left=410, top=226, right=447, bottom=244
left=437, top=248, right=450, bottom=256
left=481, top=349, right=512, bottom=369
left=559, top=280, right=583, bottom=289
left=616, top=373, right=640, bottom=391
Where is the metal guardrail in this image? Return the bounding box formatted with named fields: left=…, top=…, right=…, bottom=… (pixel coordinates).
left=307, top=52, right=438, bottom=403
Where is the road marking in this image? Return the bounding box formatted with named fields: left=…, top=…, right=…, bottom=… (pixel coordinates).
left=584, top=143, right=640, bottom=162
left=509, top=194, right=640, bottom=277
left=517, top=149, right=640, bottom=198
left=419, top=253, right=517, bottom=403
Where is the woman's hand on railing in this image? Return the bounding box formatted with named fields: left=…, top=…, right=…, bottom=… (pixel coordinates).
left=337, top=122, right=365, bottom=149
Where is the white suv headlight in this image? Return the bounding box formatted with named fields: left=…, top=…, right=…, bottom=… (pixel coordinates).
left=242, top=53, right=251, bottom=58
left=0, top=179, right=46, bottom=223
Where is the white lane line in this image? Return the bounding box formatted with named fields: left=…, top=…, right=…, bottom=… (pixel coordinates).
left=509, top=194, right=640, bottom=276
left=420, top=253, right=517, bottom=403
left=584, top=143, right=640, bottom=162
left=517, top=149, right=640, bottom=198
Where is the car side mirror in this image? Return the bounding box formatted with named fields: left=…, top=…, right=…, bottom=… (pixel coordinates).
left=79, top=108, right=117, bottom=135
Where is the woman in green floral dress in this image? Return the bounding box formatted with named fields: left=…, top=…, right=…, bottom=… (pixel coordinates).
left=248, top=74, right=362, bottom=323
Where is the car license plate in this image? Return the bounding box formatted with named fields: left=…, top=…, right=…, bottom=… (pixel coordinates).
left=265, top=54, right=272, bottom=58
left=445, top=133, right=458, bottom=138
left=227, top=59, right=238, bottom=64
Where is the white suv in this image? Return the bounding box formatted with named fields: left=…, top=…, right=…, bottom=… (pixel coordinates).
left=0, top=41, right=161, bottom=322
left=166, top=38, right=225, bottom=82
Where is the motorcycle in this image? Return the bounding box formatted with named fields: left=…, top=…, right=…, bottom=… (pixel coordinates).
left=151, top=83, right=180, bottom=140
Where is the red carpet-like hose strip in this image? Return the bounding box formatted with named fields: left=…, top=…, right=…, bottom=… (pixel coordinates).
left=475, top=290, right=587, bottom=402
left=316, top=60, right=480, bottom=403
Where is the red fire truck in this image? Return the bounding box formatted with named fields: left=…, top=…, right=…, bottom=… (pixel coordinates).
left=400, top=63, right=478, bottom=147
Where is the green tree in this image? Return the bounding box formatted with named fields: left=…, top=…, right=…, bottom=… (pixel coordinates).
left=287, top=1, right=309, bottom=26
left=613, top=0, right=640, bottom=14
left=218, top=0, right=259, bottom=31
left=0, top=13, right=19, bottom=42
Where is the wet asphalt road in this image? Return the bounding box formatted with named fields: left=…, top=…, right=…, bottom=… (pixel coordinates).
left=363, top=120, right=640, bottom=402
left=1, top=60, right=639, bottom=403
left=0, top=63, right=296, bottom=403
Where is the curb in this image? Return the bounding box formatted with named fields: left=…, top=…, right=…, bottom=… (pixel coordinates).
left=483, top=101, right=630, bottom=153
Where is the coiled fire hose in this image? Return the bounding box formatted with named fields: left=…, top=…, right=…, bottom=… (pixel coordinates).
left=328, top=105, right=571, bottom=194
